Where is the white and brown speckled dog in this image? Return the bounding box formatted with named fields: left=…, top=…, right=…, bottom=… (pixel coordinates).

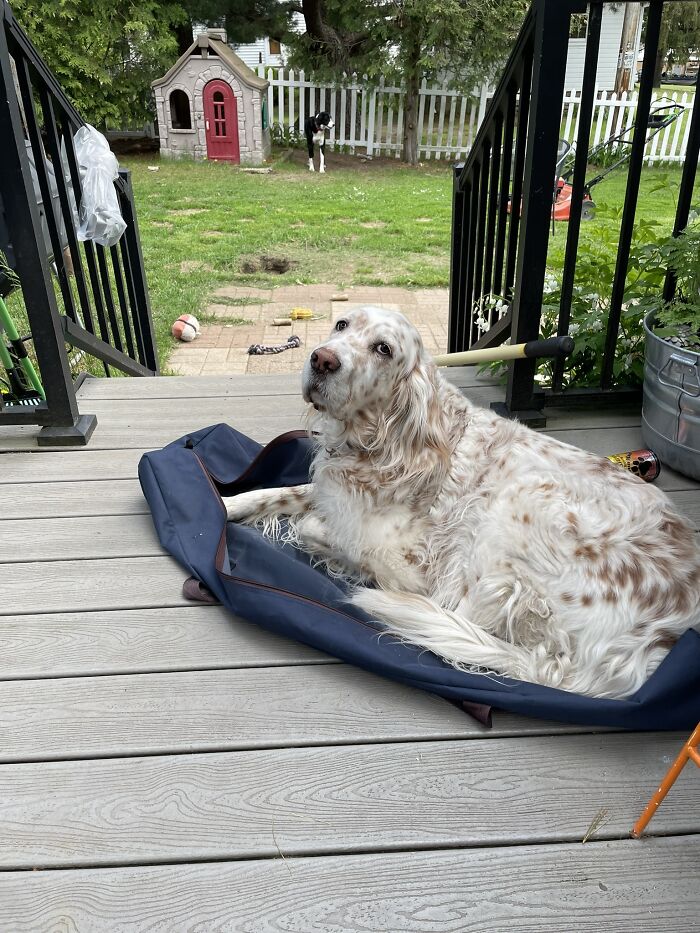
left=223, top=306, right=700, bottom=699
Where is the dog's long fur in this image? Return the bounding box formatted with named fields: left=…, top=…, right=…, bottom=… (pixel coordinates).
left=223, top=306, right=700, bottom=699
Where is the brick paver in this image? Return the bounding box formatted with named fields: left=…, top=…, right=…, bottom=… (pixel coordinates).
left=168, top=285, right=449, bottom=376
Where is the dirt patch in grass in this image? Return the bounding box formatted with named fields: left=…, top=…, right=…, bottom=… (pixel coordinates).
left=241, top=255, right=297, bottom=274
left=151, top=221, right=173, bottom=230
left=202, top=230, right=224, bottom=238
left=283, top=147, right=453, bottom=174
left=415, top=217, right=433, bottom=223
left=168, top=208, right=209, bottom=216
left=360, top=221, right=387, bottom=229
left=180, top=260, right=215, bottom=274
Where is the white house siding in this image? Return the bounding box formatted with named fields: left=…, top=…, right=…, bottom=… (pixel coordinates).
left=231, top=38, right=279, bottom=68
left=231, top=13, right=304, bottom=67
left=564, top=5, right=625, bottom=91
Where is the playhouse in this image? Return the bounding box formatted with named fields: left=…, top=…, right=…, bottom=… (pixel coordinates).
left=152, top=31, right=271, bottom=165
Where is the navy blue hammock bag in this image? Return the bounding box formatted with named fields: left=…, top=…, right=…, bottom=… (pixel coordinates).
left=138, top=422, right=700, bottom=731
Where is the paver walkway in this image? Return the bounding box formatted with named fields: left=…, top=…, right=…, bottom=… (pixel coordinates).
left=168, top=285, right=449, bottom=375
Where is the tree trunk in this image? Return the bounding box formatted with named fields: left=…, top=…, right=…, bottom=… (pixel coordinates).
left=175, top=21, right=194, bottom=55
left=402, top=30, right=422, bottom=165
left=403, top=73, right=420, bottom=164
left=653, top=44, right=666, bottom=88
left=652, top=20, right=670, bottom=88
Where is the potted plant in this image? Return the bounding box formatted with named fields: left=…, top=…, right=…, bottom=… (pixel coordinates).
left=476, top=209, right=700, bottom=483
left=641, top=219, right=700, bottom=481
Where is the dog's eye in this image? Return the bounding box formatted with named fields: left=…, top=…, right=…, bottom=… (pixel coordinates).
left=374, top=342, right=392, bottom=357
left=335, top=320, right=348, bottom=331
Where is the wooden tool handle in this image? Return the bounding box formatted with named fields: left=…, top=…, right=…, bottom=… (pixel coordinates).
left=434, top=336, right=574, bottom=367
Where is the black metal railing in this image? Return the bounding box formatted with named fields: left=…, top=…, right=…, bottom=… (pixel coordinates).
left=448, top=0, right=700, bottom=422
left=0, top=0, right=158, bottom=445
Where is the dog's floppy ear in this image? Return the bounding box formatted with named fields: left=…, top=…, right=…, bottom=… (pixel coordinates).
left=374, top=358, right=451, bottom=479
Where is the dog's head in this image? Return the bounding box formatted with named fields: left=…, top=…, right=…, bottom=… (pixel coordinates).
left=315, top=111, right=334, bottom=130
left=302, top=306, right=450, bottom=470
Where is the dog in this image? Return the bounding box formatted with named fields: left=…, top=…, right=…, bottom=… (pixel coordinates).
left=304, top=111, right=334, bottom=173
left=223, top=306, right=700, bottom=699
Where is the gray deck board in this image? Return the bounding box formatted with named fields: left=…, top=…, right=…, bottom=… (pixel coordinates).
left=0, top=666, right=610, bottom=763
left=3, top=487, right=698, bottom=564
left=76, top=366, right=496, bottom=400
left=0, top=607, right=333, bottom=679
left=0, top=556, right=191, bottom=615
left=0, top=448, right=152, bottom=484
left=0, top=371, right=697, bottom=930
left=0, top=735, right=696, bottom=869
left=0, top=480, right=147, bottom=519
left=0, top=837, right=697, bottom=932
left=0, top=436, right=698, bottom=498
left=0, top=514, right=161, bottom=561
left=0, top=389, right=648, bottom=452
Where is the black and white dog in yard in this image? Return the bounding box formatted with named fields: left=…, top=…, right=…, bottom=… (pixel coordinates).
left=304, top=111, right=334, bottom=173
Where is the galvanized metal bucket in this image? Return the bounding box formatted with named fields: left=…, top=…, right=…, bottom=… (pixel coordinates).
left=642, top=311, right=700, bottom=481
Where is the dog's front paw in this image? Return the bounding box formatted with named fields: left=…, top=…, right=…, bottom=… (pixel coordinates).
left=319, top=166, right=325, bottom=174
left=308, top=161, right=315, bottom=172
left=222, top=492, right=258, bottom=522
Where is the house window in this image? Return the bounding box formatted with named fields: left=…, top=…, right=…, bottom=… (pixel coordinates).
left=169, top=89, right=192, bottom=129
left=269, top=38, right=281, bottom=55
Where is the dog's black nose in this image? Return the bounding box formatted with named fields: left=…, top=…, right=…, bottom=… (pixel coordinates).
left=311, top=347, right=341, bottom=373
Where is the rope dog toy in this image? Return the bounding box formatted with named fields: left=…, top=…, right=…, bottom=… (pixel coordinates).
left=247, top=335, right=302, bottom=355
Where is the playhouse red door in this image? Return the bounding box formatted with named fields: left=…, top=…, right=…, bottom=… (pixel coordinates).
left=203, top=80, right=239, bottom=162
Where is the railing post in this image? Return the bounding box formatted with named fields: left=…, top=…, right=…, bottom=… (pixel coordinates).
left=0, top=11, right=96, bottom=444
left=552, top=1, right=603, bottom=393
left=601, top=0, right=664, bottom=389
left=448, top=164, right=467, bottom=353
left=118, top=170, right=159, bottom=375
left=498, top=0, right=581, bottom=425
left=663, top=68, right=700, bottom=301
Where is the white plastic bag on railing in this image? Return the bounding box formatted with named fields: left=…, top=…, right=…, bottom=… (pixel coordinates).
left=73, top=125, right=126, bottom=248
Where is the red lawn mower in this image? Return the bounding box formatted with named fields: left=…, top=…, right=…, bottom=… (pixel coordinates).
left=552, top=101, right=685, bottom=222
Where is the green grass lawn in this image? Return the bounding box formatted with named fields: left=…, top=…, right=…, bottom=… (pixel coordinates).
left=3, top=151, right=687, bottom=381
left=124, top=151, right=689, bottom=368
left=125, top=152, right=455, bottom=364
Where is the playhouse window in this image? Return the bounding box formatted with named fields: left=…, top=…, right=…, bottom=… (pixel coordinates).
left=212, top=90, right=227, bottom=135
left=170, top=89, right=192, bottom=130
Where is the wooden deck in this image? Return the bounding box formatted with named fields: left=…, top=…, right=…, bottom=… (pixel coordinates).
left=0, top=368, right=698, bottom=931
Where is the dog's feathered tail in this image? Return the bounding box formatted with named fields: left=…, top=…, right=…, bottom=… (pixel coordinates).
left=350, top=587, right=571, bottom=689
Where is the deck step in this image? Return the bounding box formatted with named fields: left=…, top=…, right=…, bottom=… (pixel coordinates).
left=0, top=736, right=696, bottom=868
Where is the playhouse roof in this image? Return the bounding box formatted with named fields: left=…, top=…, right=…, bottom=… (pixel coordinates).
left=152, top=34, right=269, bottom=91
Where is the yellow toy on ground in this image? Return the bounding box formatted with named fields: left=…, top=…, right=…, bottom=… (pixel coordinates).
left=273, top=308, right=316, bottom=325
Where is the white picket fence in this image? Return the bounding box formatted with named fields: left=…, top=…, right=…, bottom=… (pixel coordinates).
left=256, top=67, right=492, bottom=160
left=257, top=66, right=695, bottom=164
left=560, top=89, right=693, bottom=164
